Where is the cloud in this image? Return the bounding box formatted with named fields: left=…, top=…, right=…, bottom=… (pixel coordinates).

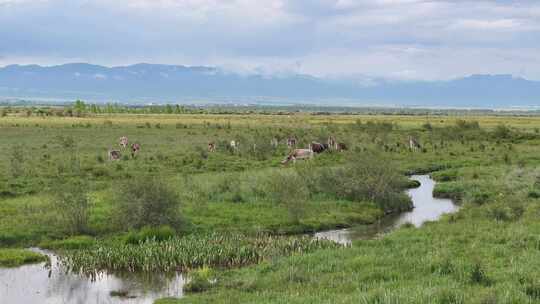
left=0, top=0, right=539, bottom=80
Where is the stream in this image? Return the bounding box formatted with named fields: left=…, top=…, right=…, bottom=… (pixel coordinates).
left=0, top=175, right=457, bottom=303
left=314, top=175, right=459, bottom=245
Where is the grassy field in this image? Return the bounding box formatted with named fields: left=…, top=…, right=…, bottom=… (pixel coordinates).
left=1, top=111, right=540, bottom=303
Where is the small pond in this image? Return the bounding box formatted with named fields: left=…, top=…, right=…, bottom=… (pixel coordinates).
left=0, top=248, right=185, bottom=304
left=314, top=175, right=459, bottom=245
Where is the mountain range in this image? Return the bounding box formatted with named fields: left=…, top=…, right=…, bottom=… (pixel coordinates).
left=0, top=63, right=539, bottom=108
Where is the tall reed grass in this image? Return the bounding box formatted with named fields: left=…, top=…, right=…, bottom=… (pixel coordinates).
left=60, top=233, right=341, bottom=275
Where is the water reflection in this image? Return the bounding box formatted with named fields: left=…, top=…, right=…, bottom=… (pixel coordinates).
left=314, top=175, right=459, bottom=245
left=0, top=249, right=185, bottom=304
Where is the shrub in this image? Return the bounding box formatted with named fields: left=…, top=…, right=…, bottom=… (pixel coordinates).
left=492, top=124, right=511, bottom=139
left=298, top=154, right=412, bottom=213
left=113, top=176, right=183, bottom=230
left=455, top=120, right=480, bottom=130
left=183, top=266, right=216, bottom=293
left=267, top=170, right=309, bottom=223
left=51, top=180, right=90, bottom=235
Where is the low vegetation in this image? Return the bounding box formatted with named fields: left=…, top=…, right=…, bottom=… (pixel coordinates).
left=0, top=248, right=48, bottom=267
left=60, top=234, right=341, bottom=274
left=1, top=110, right=540, bottom=303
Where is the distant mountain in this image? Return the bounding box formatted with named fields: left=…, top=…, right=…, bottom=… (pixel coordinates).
left=0, top=63, right=539, bottom=108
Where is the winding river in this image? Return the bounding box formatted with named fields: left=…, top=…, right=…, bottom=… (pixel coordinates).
left=0, top=175, right=457, bottom=303
left=314, top=175, right=459, bottom=245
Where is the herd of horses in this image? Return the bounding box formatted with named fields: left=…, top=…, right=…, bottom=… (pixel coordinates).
left=206, top=136, right=349, bottom=164
left=108, top=136, right=140, bottom=160
left=107, top=135, right=422, bottom=163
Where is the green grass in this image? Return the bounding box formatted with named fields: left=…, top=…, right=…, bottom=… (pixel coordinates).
left=1, top=113, right=540, bottom=303
left=0, top=248, right=48, bottom=267
left=171, top=220, right=540, bottom=303
left=164, top=155, right=540, bottom=303
left=39, top=235, right=96, bottom=250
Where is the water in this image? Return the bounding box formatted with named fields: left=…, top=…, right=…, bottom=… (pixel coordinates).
left=0, top=175, right=456, bottom=302
left=0, top=248, right=185, bottom=304
left=314, top=175, right=459, bottom=245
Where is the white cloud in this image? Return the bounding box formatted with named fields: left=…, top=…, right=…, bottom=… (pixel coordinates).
left=450, top=19, right=525, bottom=30
left=0, top=0, right=539, bottom=80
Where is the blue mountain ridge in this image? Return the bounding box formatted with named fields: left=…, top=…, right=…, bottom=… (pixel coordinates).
left=0, top=63, right=538, bottom=107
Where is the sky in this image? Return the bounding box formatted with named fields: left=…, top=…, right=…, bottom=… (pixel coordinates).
left=0, top=0, right=539, bottom=81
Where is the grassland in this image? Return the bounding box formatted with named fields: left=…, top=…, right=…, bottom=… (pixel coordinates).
left=1, top=110, right=540, bottom=303
left=0, top=248, right=47, bottom=267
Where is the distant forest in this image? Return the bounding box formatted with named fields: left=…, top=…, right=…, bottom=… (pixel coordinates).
left=1, top=99, right=539, bottom=117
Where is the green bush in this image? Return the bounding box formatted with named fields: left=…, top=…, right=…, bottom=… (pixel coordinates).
left=51, top=180, right=90, bottom=235
left=113, top=176, right=183, bottom=230
left=267, top=170, right=309, bottom=223
left=183, top=266, right=216, bottom=293
left=492, top=124, right=512, bottom=139
left=298, top=154, right=412, bottom=213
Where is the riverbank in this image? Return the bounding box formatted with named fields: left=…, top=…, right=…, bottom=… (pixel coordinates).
left=160, top=163, right=540, bottom=303
left=0, top=248, right=47, bottom=267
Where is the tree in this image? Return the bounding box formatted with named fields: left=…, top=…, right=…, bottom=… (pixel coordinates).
left=73, top=100, right=86, bottom=116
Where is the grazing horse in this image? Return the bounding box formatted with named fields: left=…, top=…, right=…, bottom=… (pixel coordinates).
left=310, top=142, right=328, bottom=154
left=208, top=142, right=216, bottom=152
left=281, top=149, right=314, bottom=164
left=108, top=149, right=121, bottom=161
left=119, top=136, right=129, bottom=148
left=131, top=143, right=141, bottom=158
left=287, top=137, right=297, bottom=148
left=409, top=136, right=421, bottom=152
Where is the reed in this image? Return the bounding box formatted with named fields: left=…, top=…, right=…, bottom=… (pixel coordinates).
left=60, top=233, right=341, bottom=275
